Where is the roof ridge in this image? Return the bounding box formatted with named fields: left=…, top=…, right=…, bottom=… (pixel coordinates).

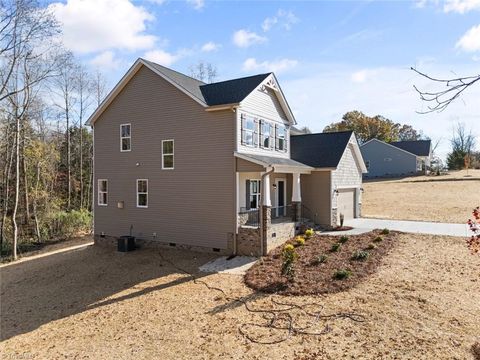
left=141, top=58, right=206, bottom=85
left=293, top=130, right=353, bottom=137
left=202, top=72, right=272, bottom=87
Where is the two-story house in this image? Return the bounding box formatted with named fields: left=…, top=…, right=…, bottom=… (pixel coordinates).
left=87, top=58, right=366, bottom=256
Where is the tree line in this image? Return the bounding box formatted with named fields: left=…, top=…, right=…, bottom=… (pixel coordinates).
left=1, top=0, right=107, bottom=260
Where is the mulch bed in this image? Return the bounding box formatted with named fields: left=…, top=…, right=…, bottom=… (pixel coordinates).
left=244, top=229, right=400, bottom=295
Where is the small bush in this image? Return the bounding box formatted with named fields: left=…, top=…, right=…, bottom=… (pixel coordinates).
left=381, top=228, right=390, bottom=235
left=281, top=244, right=298, bottom=281
left=304, top=228, right=314, bottom=239
left=351, top=250, right=370, bottom=261
left=311, top=254, right=328, bottom=265
left=330, top=243, right=341, bottom=252
left=366, top=243, right=377, bottom=250
left=373, top=236, right=383, bottom=243
left=333, top=269, right=351, bottom=280
left=295, top=236, right=306, bottom=247
left=339, top=235, right=349, bottom=243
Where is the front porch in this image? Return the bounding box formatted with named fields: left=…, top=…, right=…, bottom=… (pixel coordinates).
left=235, top=153, right=313, bottom=256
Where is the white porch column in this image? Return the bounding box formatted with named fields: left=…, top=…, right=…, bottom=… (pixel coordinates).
left=292, top=173, right=301, bottom=202
left=262, top=173, right=271, bottom=206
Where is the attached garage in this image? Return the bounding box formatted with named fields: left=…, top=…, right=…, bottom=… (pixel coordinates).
left=337, top=188, right=356, bottom=220
left=291, top=131, right=367, bottom=227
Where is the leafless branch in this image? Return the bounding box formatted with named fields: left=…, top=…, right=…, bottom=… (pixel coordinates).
left=411, top=67, right=480, bottom=113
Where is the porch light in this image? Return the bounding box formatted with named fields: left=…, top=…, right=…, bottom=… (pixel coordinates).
left=272, top=183, right=277, bottom=189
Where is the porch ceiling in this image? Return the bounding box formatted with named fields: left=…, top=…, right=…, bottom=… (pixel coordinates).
left=235, top=152, right=313, bottom=174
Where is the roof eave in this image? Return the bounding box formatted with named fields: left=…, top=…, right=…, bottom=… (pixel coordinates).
left=205, top=103, right=240, bottom=112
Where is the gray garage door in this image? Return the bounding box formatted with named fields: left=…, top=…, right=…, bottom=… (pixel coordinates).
left=337, top=189, right=355, bottom=220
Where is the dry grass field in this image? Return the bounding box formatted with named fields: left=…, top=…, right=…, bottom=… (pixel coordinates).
left=362, top=170, right=480, bottom=223
left=1, top=234, right=479, bottom=359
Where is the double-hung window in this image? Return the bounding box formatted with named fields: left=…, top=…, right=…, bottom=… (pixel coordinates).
left=247, top=179, right=261, bottom=209
left=162, top=140, right=174, bottom=169
left=260, top=120, right=274, bottom=149
left=120, top=124, right=131, bottom=152
left=98, top=179, right=107, bottom=206
left=136, top=179, right=148, bottom=208
left=241, top=114, right=258, bottom=147
left=275, top=124, right=287, bottom=152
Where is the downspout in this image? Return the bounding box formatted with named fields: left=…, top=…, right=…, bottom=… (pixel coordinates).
left=260, top=166, right=274, bottom=256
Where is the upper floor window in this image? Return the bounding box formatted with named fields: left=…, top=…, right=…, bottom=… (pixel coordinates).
left=120, top=124, right=131, bottom=152
left=241, top=114, right=258, bottom=147
left=137, top=179, right=148, bottom=208
left=162, top=140, right=174, bottom=169
left=98, top=179, right=107, bottom=206
left=276, top=125, right=287, bottom=152
left=260, top=120, right=274, bottom=149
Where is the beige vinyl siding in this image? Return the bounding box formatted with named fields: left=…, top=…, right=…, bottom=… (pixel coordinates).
left=300, top=171, right=331, bottom=225
left=94, top=65, right=235, bottom=249
left=237, top=84, right=290, bottom=159
left=236, top=158, right=265, bottom=172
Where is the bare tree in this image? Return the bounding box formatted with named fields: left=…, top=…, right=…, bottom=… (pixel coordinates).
left=189, top=61, right=218, bottom=83
left=411, top=67, right=480, bottom=113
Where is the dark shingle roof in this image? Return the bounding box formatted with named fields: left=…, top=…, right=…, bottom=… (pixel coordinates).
left=143, top=59, right=270, bottom=107
left=290, top=131, right=353, bottom=168
left=236, top=153, right=313, bottom=170
left=200, top=73, right=271, bottom=106
left=143, top=59, right=207, bottom=104
left=390, top=140, right=431, bottom=156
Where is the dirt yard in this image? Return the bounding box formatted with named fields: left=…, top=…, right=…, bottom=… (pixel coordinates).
left=362, top=169, right=480, bottom=223
left=1, top=235, right=479, bottom=359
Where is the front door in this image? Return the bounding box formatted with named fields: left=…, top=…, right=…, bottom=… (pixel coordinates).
left=275, top=179, right=286, bottom=217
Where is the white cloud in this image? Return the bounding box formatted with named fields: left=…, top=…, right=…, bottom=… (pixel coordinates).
left=144, top=49, right=180, bottom=66
left=89, top=51, right=122, bottom=70
left=456, top=24, right=480, bottom=52
left=242, top=58, right=298, bottom=73
left=351, top=69, right=380, bottom=83
left=187, top=0, right=205, bottom=10
left=232, top=30, right=267, bottom=48
left=201, top=41, right=220, bottom=52
left=444, top=0, right=480, bottom=13
left=262, top=9, right=299, bottom=32
left=48, top=0, right=156, bottom=54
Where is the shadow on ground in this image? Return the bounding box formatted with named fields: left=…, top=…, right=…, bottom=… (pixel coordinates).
left=0, top=244, right=216, bottom=341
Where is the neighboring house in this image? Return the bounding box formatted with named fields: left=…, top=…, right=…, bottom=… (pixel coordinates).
left=87, top=58, right=364, bottom=257
left=291, top=131, right=367, bottom=226
left=360, top=139, right=432, bottom=178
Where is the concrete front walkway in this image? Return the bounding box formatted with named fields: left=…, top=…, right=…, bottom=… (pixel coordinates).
left=344, top=218, right=469, bottom=237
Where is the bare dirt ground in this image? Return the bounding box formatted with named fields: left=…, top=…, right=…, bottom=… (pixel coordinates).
left=362, top=169, right=480, bottom=223
left=1, top=234, right=479, bottom=360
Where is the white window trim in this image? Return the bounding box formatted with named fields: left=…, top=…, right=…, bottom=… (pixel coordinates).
left=120, top=123, right=131, bottom=152
left=162, top=139, right=174, bottom=170
left=98, top=179, right=108, bottom=206
left=248, top=179, right=261, bottom=210
left=241, top=114, right=258, bottom=148
left=136, top=179, right=148, bottom=208
left=260, top=120, right=274, bottom=150
left=276, top=124, right=288, bottom=152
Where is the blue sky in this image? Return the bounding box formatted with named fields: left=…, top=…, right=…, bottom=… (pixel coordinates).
left=47, top=0, right=480, bottom=159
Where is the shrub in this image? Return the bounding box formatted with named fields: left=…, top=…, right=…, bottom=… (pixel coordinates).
left=366, top=243, right=377, bottom=250
left=373, top=236, right=383, bottom=243
left=311, top=254, right=328, bottom=265
left=43, top=209, right=92, bottom=240
left=295, top=236, right=306, bottom=247
left=304, top=228, right=314, bottom=239
left=339, top=235, right=349, bottom=243
left=281, top=244, right=298, bottom=281
left=381, top=228, right=390, bottom=235
left=330, top=243, right=341, bottom=252
left=333, top=269, right=351, bottom=280
left=351, top=250, right=369, bottom=261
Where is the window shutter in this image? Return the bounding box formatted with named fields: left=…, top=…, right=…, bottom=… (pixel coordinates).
left=245, top=180, right=251, bottom=210
left=253, top=118, right=259, bottom=146
left=270, top=124, right=275, bottom=149
left=275, top=124, right=279, bottom=150
left=241, top=113, right=246, bottom=145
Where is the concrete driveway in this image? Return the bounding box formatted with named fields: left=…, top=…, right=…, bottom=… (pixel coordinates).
left=344, top=218, right=469, bottom=237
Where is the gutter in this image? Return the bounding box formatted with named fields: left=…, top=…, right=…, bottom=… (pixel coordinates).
left=259, top=166, right=275, bottom=256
